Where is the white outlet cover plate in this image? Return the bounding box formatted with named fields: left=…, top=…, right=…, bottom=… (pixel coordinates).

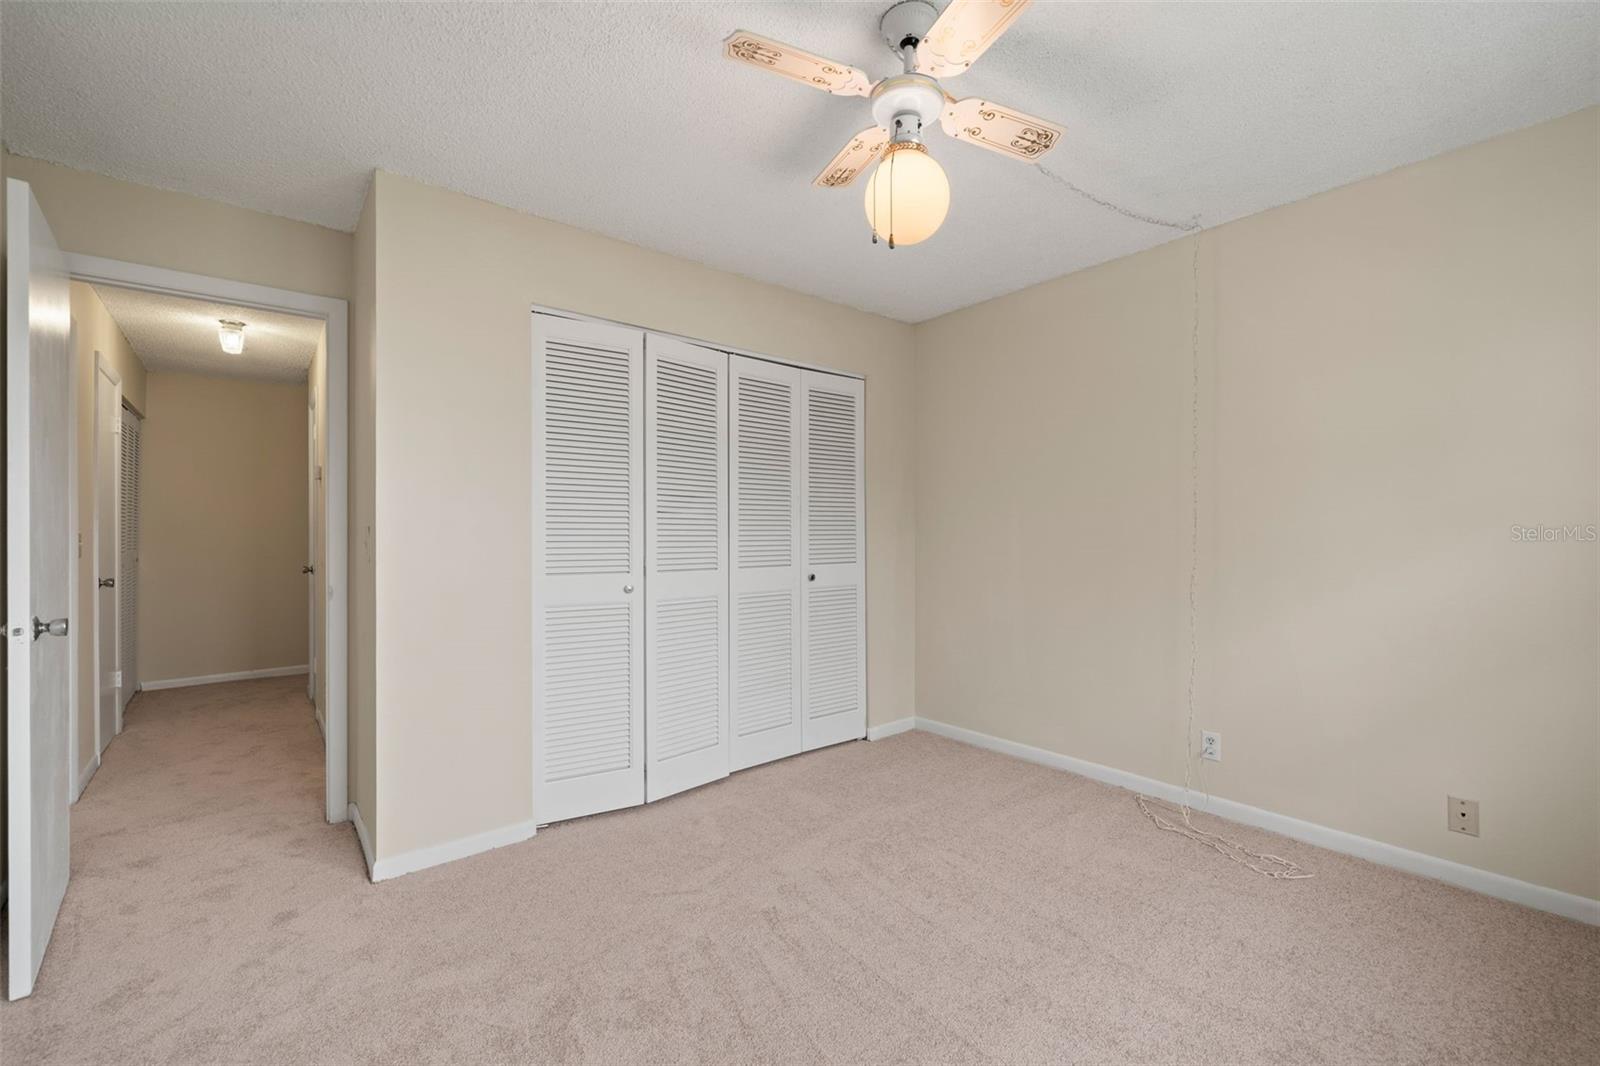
left=1448, top=796, right=1480, bottom=836
left=1201, top=731, right=1221, bottom=761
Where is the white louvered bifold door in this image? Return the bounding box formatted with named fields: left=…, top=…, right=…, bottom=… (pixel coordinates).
left=643, top=336, right=729, bottom=801
left=532, top=315, right=645, bottom=824
left=800, top=371, right=866, bottom=751
left=728, top=355, right=803, bottom=771
left=118, top=405, right=141, bottom=710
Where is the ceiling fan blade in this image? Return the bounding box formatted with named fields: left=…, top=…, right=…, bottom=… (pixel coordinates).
left=916, top=0, right=1032, bottom=78
left=723, top=30, right=875, bottom=97
left=940, top=97, right=1063, bottom=162
left=813, top=127, right=891, bottom=189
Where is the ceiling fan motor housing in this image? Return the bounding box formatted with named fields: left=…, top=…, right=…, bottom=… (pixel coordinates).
left=879, top=0, right=939, bottom=55
left=871, top=74, right=944, bottom=142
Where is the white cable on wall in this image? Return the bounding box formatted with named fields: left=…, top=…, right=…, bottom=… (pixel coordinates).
left=1037, top=165, right=1312, bottom=880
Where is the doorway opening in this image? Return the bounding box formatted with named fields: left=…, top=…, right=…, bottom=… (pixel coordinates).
left=66, top=255, right=349, bottom=825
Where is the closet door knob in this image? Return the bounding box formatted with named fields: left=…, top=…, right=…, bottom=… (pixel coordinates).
left=623, top=584, right=634, bottom=594
left=808, top=574, right=816, bottom=582
left=33, top=617, right=69, bottom=640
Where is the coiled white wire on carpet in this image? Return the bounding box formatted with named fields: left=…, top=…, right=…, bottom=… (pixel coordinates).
left=1038, top=166, right=1311, bottom=880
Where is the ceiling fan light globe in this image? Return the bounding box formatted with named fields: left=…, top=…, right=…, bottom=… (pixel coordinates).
left=863, top=145, right=949, bottom=246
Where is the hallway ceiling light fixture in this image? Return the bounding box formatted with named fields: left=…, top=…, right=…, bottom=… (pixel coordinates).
left=724, top=0, right=1064, bottom=248
left=217, top=319, right=246, bottom=355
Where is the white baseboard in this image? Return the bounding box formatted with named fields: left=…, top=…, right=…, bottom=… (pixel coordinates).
left=141, top=665, right=309, bottom=691
left=348, top=802, right=375, bottom=879
left=867, top=716, right=916, bottom=741
left=911, top=716, right=1600, bottom=927
left=369, top=818, right=538, bottom=883
left=73, top=754, right=100, bottom=803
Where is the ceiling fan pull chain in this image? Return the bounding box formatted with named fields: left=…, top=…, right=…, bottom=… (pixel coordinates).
left=871, top=164, right=879, bottom=243
left=888, top=148, right=896, bottom=250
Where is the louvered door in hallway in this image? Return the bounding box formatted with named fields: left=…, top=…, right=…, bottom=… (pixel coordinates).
left=532, top=312, right=865, bottom=825
left=119, top=404, right=142, bottom=715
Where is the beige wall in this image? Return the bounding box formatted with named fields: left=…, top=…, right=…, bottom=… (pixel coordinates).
left=3, top=154, right=352, bottom=302
left=367, top=171, right=917, bottom=859
left=349, top=183, right=378, bottom=838
left=914, top=107, right=1599, bottom=900
left=137, top=371, right=309, bottom=683
left=71, top=283, right=147, bottom=413
left=68, top=281, right=147, bottom=775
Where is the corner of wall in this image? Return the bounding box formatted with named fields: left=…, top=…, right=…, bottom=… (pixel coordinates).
left=350, top=173, right=380, bottom=858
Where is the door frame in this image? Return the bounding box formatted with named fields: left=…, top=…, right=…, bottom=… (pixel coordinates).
left=307, top=393, right=318, bottom=711
left=65, top=253, right=351, bottom=824
left=67, top=322, right=87, bottom=801
left=91, top=352, right=123, bottom=754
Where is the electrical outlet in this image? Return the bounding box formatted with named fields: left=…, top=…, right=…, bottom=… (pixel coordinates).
left=1200, top=731, right=1221, bottom=762
left=1448, top=796, right=1479, bottom=837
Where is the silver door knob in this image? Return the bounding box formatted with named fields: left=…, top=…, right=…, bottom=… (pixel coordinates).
left=302, top=565, right=315, bottom=575
left=98, top=577, right=115, bottom=589
left=32, top=617, right=69, bottom=641
left=623, top=585, right=634, bottom=594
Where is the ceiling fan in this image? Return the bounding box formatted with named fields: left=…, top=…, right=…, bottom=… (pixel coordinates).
left=724, top=0, right=1063, bottom=248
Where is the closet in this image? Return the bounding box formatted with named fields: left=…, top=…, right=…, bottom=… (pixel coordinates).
left=531, top=312, right=865, bottom=825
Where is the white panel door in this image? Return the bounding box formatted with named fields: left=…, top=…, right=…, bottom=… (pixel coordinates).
left=532, top=315, right=645, bottom=824
left=799, top=371, right=866, bottom=751
left=643, top=336, right=728, bottom=801
left=7, top=178, right=74, bottom=1000
left=118, top=405, right=141, bottom=714
left=728, top=355, right=803, bottom=771
left=94, top=359, right=121, bottom=752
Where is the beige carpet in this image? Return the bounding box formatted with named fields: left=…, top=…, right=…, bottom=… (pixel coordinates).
left=2, top=676, right=1596, bottom=1064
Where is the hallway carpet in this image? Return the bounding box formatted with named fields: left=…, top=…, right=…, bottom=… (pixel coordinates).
left=3, top=677, right=1597, bottom=1064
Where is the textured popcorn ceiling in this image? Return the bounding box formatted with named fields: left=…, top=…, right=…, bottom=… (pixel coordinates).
left=6, top=2, right=1597, bottom=322
left=93, top=285, right=322, bottom=383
